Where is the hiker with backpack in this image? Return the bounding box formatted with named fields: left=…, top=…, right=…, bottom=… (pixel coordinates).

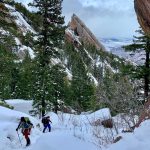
left=16, top=117, right=33, bottom=146
left=42, top=116, right=52, bottom=133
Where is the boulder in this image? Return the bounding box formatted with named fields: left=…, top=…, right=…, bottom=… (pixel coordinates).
left=101, top=118, right=113, bottom=128
left=134, top=0, right=150, bottom=35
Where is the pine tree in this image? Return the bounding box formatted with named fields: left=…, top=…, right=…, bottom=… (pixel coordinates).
left=0, top=32, right=18, bottom=99
left=70, top=47, right=96, bottom=112
left=13, top=52, right=35, bottom=99
left=30, top=0, right=65, bottom=116
left=123, top=29, right=150, bottom=100
left=48, top=64, right=67, bottom=113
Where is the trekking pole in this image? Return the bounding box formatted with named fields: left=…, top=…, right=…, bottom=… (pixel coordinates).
left=17, top=131, right=22, bottom=147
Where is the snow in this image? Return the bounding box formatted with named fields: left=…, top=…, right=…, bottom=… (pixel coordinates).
left=5, top=4, right=36, bottom=34
left=65, top=28, right=81, bottom=45
left=5, top=99, right=33, bottom=115
left=20, top=45, right=35, bottom=59
left=29, top=131, right=99, bottom=150
left=14, top=37, right=35, bottom=59
left=0, top=27, right=10, bottom=35
left=88, top=72, right=98, bottom=85
left=2, top=4, right=36, bottom=59
left=0, top=106, right=41, bottom=150
left=2, top=100, right=110, bottom=149
left=105, top=120, right=150, bottom=150
left=2, top=99, right=150, bottom=150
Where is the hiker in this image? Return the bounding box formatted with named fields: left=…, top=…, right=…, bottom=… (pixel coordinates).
left=42, top=116, right=52, bottom=133
left=16, top=117, right=33, bottom=146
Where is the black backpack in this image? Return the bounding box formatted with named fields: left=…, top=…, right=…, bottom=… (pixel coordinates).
left=42, top=117, right=47, bottom=124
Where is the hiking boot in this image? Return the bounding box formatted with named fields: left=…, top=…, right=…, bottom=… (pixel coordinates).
left=26, top=143, right=30, bottom=147
left=26, top=138, right=31, bottom=146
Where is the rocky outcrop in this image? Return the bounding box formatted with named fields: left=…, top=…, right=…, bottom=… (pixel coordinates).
left=66, top=14, right=106, bottom=50
left=134, top=0, right=150, bottom=35
left=101, top=118, right=113, bottom=128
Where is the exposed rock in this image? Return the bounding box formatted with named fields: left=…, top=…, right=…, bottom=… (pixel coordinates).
left=134, top=0, right=150, bottom=35
left=101, top=118, right=113, bottom=128
left=66, top=14, right=106, bottom=50
left=113, top=136, right=122, bottom=143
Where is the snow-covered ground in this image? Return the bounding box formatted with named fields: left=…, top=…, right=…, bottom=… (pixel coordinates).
left=0, top=106, right=41, bottom=150
left=1, top=99, right=149, bottom=150
left=6, top=99, right=33, bottom=115
left=2, top=99, right=112, bottom=150
left=106, top=120, right=150, bottom=150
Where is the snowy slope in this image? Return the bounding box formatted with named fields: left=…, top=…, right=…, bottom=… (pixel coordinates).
left=3, top=100, right=150, bottom=150
left=3, top=100, right=111, bottom=149
left=3, top=4, right=36, bottom=59
left=0, top=106, right=41, bottom=150
left=5, top=4, right=35, bottom=34
left=3, top=4, right=126, bottom=84
left=6, top=99, right=33, bottom=115
left=105, top=120, right=150, bottom=150
left=1, top=105, right=97, bottom=150
left=28, top=131, right=99, bottom=150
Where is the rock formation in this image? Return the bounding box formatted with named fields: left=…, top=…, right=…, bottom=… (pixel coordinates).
left=134, top=0, right=150, bottom=35
left=66, top=14, right=106, bottom=50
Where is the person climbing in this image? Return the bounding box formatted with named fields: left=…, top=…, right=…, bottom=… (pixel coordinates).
left=16, top=117, right=33, bottom=146
left=42, top=116, right=52, bottom=133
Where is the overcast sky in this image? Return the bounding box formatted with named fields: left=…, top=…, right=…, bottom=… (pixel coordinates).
left=15, top=0, right=139, bottom=38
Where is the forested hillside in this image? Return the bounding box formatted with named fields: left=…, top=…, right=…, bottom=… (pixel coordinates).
left=0, top=0, right=139, bottom=116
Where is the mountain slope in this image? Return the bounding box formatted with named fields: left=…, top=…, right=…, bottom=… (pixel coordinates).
left=2, top=99, right=150, bottom=150
left=0, top=2, right=127, bottom=80
left=0, top=1, right=134, bottom=113
left=1, top=100, right=110, bottom=150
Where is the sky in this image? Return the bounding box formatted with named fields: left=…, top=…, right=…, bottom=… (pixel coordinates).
left=15, top=0, right=139, bottom=38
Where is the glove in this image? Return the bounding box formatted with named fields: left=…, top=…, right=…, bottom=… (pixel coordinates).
left=16, top=128, right=18, bottom=131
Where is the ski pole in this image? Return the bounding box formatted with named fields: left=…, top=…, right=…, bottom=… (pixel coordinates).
left=17, top=131, right=22, bottom=147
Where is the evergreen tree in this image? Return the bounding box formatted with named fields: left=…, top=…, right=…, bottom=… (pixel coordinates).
left=70, top=46, right=96, bottom=112
left=0, top=32, right=18, bottom=99
left=48, top=64, right=67, bottom=113
left=13, top=52, right=35, bottom=99
left=30, top=0, right=65, bottom=116
left=123, top=29, right=150, bottom=100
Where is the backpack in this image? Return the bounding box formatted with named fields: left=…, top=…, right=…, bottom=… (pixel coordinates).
left=42, top=117, right=48, bottom=124
left=23, top=117, right=33, bottom=129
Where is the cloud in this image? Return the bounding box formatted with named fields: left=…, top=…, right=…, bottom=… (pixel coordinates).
left=63, top=0, right=139, bottom=38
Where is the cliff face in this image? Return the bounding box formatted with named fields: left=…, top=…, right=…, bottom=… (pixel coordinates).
left=66, top=14, right=106, bottom=50
left=134, top=0, right=150, bottom=35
